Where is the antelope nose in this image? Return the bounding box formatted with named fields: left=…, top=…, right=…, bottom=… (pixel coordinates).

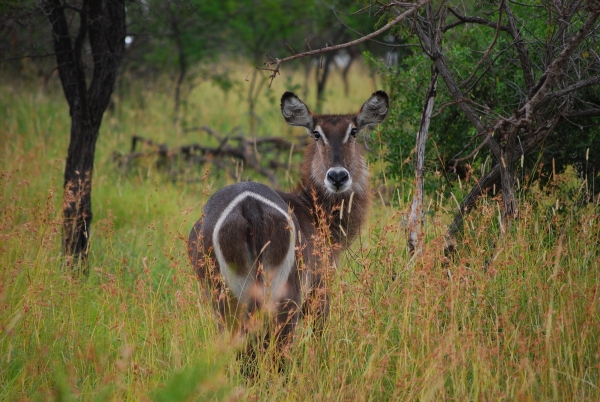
left=327, top=170, right=349, bottom=189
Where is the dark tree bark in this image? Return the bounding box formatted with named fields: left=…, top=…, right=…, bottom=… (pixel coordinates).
left=43, top=0, right=126, bottom=266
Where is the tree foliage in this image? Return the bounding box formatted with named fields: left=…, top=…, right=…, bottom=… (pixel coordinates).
left=381, top=0, right=599, bottom=251
left=377, top=0, right=600, bottom=202
left=380, top=3, right=600, bottom=183
left=5, top=0, right=599, bottom=260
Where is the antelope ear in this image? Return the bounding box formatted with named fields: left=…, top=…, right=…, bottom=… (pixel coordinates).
left=356, top=90, right=389, bottom=128
left=281, top=92, right=314, bottom=130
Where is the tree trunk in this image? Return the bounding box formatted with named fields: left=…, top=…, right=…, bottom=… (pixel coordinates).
left=62, top=116, right=100, bottom=263
left=408, top=66, right=438, bottom=255
left=445, top=164, right=501, bottom=254
left=315, top=52, right=334, bottom=112
left=340, top=48, right=358, bottom=96
left=302, top=59, right=311, bottom=100
left=44, top=0, right=126, bottom=267
left=499, top=148, right=517, bottom=227
left=171, top=12, right=187, bottom=123
left=247, top=68, right=259, bottom=133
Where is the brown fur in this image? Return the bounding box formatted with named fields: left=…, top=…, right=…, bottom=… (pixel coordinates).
left=188, top=91, right=388, bottom=353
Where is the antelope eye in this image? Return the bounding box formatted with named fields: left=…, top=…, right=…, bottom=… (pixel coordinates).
left=312, top=131, right=321, bottom=141
left=350, top=128, right=358, bottom=137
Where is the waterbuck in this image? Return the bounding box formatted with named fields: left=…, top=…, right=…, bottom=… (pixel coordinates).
left=188, top=91, right=389, bottom=348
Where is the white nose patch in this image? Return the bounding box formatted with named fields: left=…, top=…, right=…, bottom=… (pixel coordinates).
left=325, top=167, right=352, bottom=193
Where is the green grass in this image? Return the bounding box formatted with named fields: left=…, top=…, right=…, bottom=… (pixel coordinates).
left=1, top=65, right=599, bottom=401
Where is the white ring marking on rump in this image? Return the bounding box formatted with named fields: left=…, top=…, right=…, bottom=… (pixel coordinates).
left=212, top=191, right=296, bottom=302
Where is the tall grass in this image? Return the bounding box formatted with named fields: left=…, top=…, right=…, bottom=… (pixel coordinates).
left=1, top=65, right=599, bottom=401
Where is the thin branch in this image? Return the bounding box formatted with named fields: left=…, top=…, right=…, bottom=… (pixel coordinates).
left=259, top=0, right=431, bottom=86
left=445, top=162, right=502, bottom=251
left=432, top=97, right=494, bottom=119
left=460, top=0, right=505, bottom=89
left=426, top=37, right=503, bottom=159
left=503, top=1, right=535, bottom=91
left=519, top=115, right=562, bottom=155
left=562, top=108, right=600, bottom=118
left=508, top=0, right=544, bottom=7
left=329, top=6, right=420, bottom=48
left=463, top=41, right=516, bottom=95
left=445, top=7, right=510, bottom=32
left=543, top=75, right=600, bottom=101
left=524, top=9, right=600, bottom=120
left=449, top=132, right=492, bottom=165
left=549, top=0, right=585, bottom=51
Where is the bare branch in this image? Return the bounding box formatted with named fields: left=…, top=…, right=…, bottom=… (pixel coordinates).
left=548, top=0, right=585, bottom=52
left=428, top=43, right=503, bottom=159
left=563, top=108, right=600, bottom=118
left=543, top=75, right=600, bottom=101
left=432, top=97, right=495, bottom=119
left=445, top=163, right=502, bottom=252
left=503, top=1, right=535, bottom=90
left=460, top=0, right=505, bottom=89
left=259, top=0, right=431, bottom=86
left=329, top=6, right=420, bottom=48
left=524, top=9, right=600, bottom=120
left=445, top=7, right=511, bottom=33
left=519, top=115, right=562, bottom=155
left=449, top=132, right=493, bottom=165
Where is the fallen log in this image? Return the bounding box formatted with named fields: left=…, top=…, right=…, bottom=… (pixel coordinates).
left=114, top=128, right=306, bottom=188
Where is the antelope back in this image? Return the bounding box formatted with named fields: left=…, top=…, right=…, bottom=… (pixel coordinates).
left=192, top=182, right=299, bottom=308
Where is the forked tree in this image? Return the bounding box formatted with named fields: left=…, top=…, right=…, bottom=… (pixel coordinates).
left=42, top=0, right=126, bottom=267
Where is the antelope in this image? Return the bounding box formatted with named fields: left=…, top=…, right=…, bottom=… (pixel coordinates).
left=188, top=91, right=389, bottom=349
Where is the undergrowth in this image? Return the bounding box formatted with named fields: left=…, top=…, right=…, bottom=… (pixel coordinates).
left=1, top=66, right=599, bottom=401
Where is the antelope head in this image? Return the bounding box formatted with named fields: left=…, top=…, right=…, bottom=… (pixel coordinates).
left=281, top=91, right=389, bottom=195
